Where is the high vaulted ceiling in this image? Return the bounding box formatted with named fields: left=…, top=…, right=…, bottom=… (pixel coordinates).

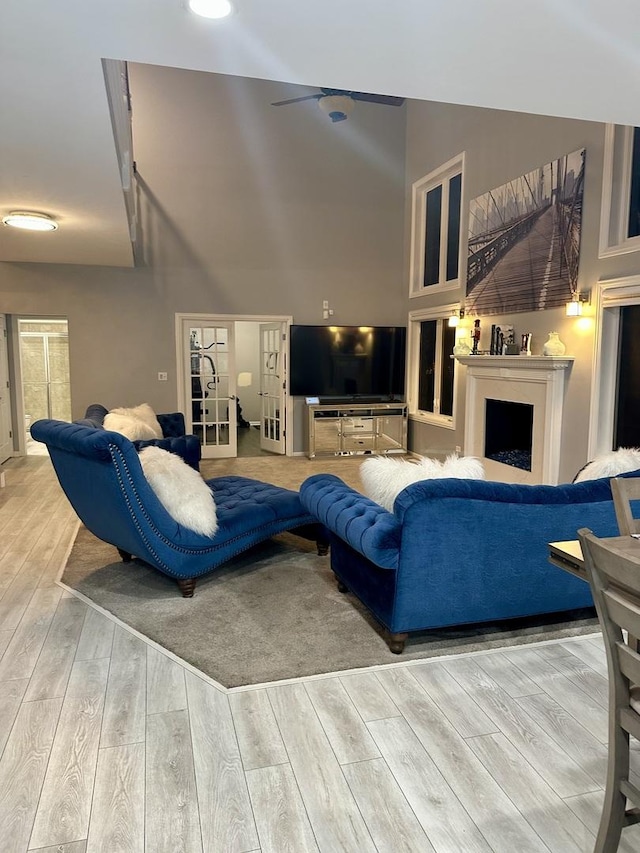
left=1, top=0, right=639, bottom=267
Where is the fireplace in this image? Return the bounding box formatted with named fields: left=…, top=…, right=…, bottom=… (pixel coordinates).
left=484, top=399, right=533, bottom=471
left=454, top=355, right=573, bottom=484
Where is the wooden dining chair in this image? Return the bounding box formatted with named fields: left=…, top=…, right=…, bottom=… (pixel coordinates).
left=611, top=476, right=640, bottom=536
left=578, top=528, right=640, bottom=852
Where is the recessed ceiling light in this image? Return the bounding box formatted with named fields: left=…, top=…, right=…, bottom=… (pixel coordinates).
left=188, top=0, right=233, bottom=19
left=2, top=211, right=58, bottom=232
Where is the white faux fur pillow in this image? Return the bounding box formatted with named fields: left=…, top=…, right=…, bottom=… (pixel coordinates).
left=573, top=447, right=640, bottom=483
left=360, top=454, right=485, bottom=512
left=108, top=403, right=163, bottom=439
left=104, top=412, right=159, bottom=441
left=138, top=446, right=218, bottom=537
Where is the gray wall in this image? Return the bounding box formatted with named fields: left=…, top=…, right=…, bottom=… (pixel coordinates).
left=403, top=100, right=640, bottom=482
left=2, top=70, right=640, bottom=470
left=0, top=66, right=407, bottom=437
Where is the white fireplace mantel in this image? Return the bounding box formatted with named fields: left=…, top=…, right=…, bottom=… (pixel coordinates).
left=454, top=354, right=574, bottom=484
left=454, top=355, right=574, bottom=371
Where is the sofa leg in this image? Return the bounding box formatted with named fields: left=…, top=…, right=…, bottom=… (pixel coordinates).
left=337, top=580, right=349, bottom=593
left=387, top=632, right=408, bottom=654
left=117, top=547, right=132, bottom=563
left=177, top=578, right=196, bottom=598
left=317, top=538, right=329, bottom=557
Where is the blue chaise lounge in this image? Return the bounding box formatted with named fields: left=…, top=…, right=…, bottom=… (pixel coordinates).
left=299, top=471, right=640, bottom=652
left=32, top=418, right=325, bottom=596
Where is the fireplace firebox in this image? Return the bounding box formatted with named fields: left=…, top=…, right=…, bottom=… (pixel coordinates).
left=484, top=399, right=533, bottom=471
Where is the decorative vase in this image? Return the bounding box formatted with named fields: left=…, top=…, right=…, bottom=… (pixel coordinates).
left=453, top=337, right=471, bottom=356
left=542, top=331, right=566, bottom=357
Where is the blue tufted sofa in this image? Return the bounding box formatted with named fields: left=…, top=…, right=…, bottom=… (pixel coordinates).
left=32, top=418, right=326, bottom=596
left=78, top=403, right=201, bottom=470
left=299, top=471, right=640, bottom=652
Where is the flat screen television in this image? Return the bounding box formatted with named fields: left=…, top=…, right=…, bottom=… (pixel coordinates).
left=289, top=325, right=406, bottom=400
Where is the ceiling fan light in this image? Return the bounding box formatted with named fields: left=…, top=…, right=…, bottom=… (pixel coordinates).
left=188, top=0, right=233, bottom=18
left=318, top=95, right=354, bottom=123
left=2, top=211, right=58, bottom=232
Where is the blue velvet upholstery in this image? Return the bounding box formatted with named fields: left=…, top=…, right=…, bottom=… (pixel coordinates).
left=79, top=403, right=200, bottom=470
left=299, top=469, right=640, bottom=649
left=31, top=418, right=322, bottom=595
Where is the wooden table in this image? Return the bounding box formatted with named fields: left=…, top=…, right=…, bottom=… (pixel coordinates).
left=548, top=535, right=640, bottom=580
left=549, top=535, right=640, bottom=649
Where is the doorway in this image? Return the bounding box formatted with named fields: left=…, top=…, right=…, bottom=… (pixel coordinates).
left=589, top=276, right=640, bottom=458
left=614, top=304, right=640, bottom=448
left=176, top=313, right=291, bottom=459
left=0, top=315, right=12, bottom=464
left=18, top=318, right=71, bottom=454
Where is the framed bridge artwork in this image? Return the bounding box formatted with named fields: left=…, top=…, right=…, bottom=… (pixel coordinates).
left=465, top=147, right=585, bottom=315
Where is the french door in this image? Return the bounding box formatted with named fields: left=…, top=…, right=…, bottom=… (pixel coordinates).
left=182, top=319, right=237, bottom=459
left=177, top=314, right=290, bottom=458
left=259, top=323, right=285, bottom=454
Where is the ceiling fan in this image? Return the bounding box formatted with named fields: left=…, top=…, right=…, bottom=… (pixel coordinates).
left=271, top=87, right=405, bottom=123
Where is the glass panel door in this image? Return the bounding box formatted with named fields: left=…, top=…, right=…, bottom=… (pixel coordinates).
left=186, top=321, right=237, bottom=459
left=19, top=319, right=71, bottom=426
left=259, top=323, right=285, bottom=454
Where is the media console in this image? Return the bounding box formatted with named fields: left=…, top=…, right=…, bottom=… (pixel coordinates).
left=305, top=401, right=408, bottom=459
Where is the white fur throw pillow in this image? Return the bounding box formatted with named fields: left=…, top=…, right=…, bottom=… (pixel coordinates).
left=107, top=403, right=163, bottom=439
left=573, top=447, right=640, bottom=483
left=104, top=412, right=158, bottom=441
left=360, top=454, right=485, bottom=512
left=138, top=446, right=218, bottom=537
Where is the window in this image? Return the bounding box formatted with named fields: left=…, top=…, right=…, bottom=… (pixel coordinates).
left=408, top=306, right=458, bottom=426
left=599, top=124, right=640, bottom=257
left=409, top=154, right=464, bottom=296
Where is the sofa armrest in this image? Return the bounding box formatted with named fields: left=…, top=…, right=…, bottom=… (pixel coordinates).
left=300, top=474, right=401, bottom=569
left=157, top=412, right=187, bottom=438
left=133, top=435, right=202, bottom=471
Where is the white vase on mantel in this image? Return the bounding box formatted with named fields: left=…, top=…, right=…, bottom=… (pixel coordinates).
left=542, top=331, right=566, bottom=356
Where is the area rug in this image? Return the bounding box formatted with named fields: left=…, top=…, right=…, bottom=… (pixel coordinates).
left=62, top=525, right=600, bottom=688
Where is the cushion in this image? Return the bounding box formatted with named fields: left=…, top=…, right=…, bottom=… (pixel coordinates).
left=360, top=453, right=485, bottom=512
left=104, top=412, right=159, bottom=441
left=109, top=403, right=163, bottom=438
left=138, top=446, right=218, bottom=536
left=104, top=403, right=164, bottom=441
left=573, top=447, right=640, bottom=483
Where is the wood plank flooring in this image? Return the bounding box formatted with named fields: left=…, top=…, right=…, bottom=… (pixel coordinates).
left=2, top=454, right=640, bottom=852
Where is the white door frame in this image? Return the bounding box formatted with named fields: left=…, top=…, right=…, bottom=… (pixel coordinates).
left=588, top=274, right=640, bottom=458
left=175, top=313, right=293, bottom=456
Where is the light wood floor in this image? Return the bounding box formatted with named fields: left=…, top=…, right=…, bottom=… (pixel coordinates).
left=2, top=456, right=640, bottom=853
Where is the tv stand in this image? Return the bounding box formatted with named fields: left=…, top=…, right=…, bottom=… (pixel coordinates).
left=305, top=401, right=408, bottom=459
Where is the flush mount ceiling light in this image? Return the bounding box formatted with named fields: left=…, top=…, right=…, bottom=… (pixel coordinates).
left=188, top=0, right=233, bottom=18
left=2, top=211, right=58, bottom=231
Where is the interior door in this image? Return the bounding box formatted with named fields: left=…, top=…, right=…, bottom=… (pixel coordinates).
left=0, top=316, right=12, bottom=463
left=184, top=320, right=237, bottom=459
left=259, top=323, right=285, bottom=454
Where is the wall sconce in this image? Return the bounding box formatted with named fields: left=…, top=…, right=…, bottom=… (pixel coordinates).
left=448, top=306, right=465, bottom=328
left=237, top=371, right=253, bottom=387
left=565, top=290, right=590, bottom=317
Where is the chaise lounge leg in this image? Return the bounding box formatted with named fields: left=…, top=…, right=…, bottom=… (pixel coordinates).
left=317, top=538, right=329, bottom=557
left=117, top=547, right=132, bottom=563
left=177, top=577, right=196, bottom=598
left=387, top=632, right=408, bottom=654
